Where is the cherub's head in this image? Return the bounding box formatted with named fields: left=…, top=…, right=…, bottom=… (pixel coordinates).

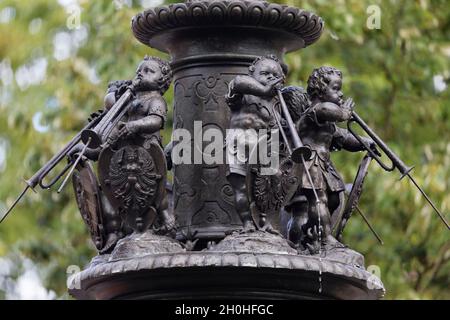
left=307, top=66, right=343, bottom=105
left=249, top=55, right=285, bottom=86
left=133, top=56, right=172, bottom=94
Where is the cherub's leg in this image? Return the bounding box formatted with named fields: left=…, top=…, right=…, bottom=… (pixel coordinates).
left=302, top=188, right=338, bottom=249
left=228, top=173, right=255, bottom=231
left=157, top=209, right=176, bottom=235
left=287, top=195, right=309, bottom=246
left=316, top=189, right=341, bottom=246
left=318, top=191, right=334, bottom=244
left=100, top=192, right=125, bottom=253
left=156, top=192, right=176, bottom=236
left=328, top=191, right=342, bottom=217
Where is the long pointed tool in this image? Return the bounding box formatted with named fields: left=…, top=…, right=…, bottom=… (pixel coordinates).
left=355, top=205, right=384, bottom=245
left=57, top=137, right=92, bottom=194
left=405, top=173, right=449, bottom=230
left=0, top=184, right=32, bottom=224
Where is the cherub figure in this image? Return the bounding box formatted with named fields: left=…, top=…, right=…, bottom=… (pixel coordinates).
left=71, top=56, right=175, bottom=252
left=286, top=66, right=378, bottom=252
left=104, top=56, right=175, bottom=234
left=112, top=56, right=171, bottom=142
left=226, top=55, right=285, bottom=232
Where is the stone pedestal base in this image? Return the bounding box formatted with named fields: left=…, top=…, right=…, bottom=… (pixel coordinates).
left=69, top=231, right=384, bottom=300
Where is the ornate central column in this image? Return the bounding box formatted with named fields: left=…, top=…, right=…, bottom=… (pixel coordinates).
left=132, top=0, right=324, bottom=242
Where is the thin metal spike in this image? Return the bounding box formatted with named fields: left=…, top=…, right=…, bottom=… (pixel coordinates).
left=301, top=155, right=320, bottom=204
left=355, top=205, right=384, bottom=245
left=407, top=174, right=450, bottom=230
left=57, top=138, right=91, bottom=194
left=0, top=185, right=30, bottom=224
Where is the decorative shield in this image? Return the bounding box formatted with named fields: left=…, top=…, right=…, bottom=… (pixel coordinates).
left=247, top=133, right=302, bottom=231
left=333, top=154, right=373, bottom=240
left=98, top=139, right=166, bottom=232
left=72, top=160, right=105, bottom=250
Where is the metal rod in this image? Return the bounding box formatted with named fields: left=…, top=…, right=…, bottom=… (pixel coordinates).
left=57, top=138, right=91, bottom=194
left=277, top=89, right=304, bottom=150
left=406, top=173, right=450, bottom=230
left=0, top=185, right=30, bottom=224
left=37, top=111, right=105, bottom=190
left=270, top=99, right=292, bottom=155
left=351, top=112, right=411, bottom=175
left=355, top=205, right=384, bottom=245
left=274, top=88, right=318, bottom=203
left=301, top=155, right=319, bottom=204
left=348, top=111, right=448, bottom=230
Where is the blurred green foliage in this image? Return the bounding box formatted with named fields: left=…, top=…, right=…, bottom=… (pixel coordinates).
left=0, top=0, right=448, bottom=299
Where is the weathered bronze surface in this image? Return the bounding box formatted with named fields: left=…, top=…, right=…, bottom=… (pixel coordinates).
left=11, top=0, right=450, bottom=301
left=131, top=0, right=324, bottom=242
left=67, top=1, right=385, bottom=300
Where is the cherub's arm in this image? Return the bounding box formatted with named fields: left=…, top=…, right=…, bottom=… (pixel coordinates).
left=104, top=92, right=116, bottom=110
left=68, top=143, right=101, bottom=161
left=135, top=96, right=166, bottom=133
left=104, top=79, right=133, bottom=110
left=332, top=127, right=365, bottom=152
left=313, top=100, right=353, bottom=123
left=128, top=114, right=163, bottom=135
left=332, top=127, right=378, bottom=154
left=119, top=96, right=166, bottom=137
left=230, top=75, right=281, bottom=97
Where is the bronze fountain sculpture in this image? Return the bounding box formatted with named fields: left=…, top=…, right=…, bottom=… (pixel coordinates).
left=1, top=0, right=448, bottom=300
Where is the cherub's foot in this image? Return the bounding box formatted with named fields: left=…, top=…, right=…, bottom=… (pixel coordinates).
left=297, top=247, right=311, bottom=255
left=303, top=225, right=322, bottom=254
left=182, top=238, right=199, bottom=251
left=260, top=222, right=281, bottom=236
left=240, top=220, right=256, bottom=233
left=287, top=240, right=310, bottom=255
left=305, top=241, right=321, bottom=255
left=99, top=233, right=120, bottom=254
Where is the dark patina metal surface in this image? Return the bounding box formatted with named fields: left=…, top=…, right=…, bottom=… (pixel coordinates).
left=131, top=0, right=323, bottom=242
left=66, top=1, right=389, bottom=300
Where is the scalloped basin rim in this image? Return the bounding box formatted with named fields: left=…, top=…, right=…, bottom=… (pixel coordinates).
left=132, top=0, right=324, bottom=48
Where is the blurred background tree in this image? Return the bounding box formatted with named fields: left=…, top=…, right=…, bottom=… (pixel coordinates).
left=0, top=0, right=448, bottom=299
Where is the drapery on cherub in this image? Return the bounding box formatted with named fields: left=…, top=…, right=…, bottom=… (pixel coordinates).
left=226, top=55, right=285, bottom=232
left=285, top=66, right=378, bottom=253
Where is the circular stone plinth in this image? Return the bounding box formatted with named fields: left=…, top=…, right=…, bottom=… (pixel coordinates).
left=68, top=249, right=384, bottom=300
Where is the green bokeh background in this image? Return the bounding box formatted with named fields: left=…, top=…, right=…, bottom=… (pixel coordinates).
left=0, top=0, right=448, bottom=299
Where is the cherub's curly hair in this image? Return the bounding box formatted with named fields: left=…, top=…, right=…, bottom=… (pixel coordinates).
left=248, top=54, right=286, bottom=79
left=281, top=86, right=311, bottom=122
left=142, top=55, right=172, bottom=94
left=307, top=66, right=342, bottom=99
